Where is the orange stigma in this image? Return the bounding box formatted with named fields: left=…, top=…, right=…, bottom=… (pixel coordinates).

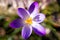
left=25, top=17, right=32, bottom=25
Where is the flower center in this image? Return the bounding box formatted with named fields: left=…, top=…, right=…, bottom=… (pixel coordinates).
left=25, top=17, right=32, bottom=25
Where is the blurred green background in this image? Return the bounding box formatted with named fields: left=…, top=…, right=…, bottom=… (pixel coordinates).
left=0, top=0, right=60, bottom=40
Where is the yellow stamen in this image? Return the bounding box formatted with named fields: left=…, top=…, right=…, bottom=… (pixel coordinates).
left=25, top=18, right=32, bottom=25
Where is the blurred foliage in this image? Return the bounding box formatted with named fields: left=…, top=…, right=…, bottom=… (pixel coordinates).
left=0, top=0, right=60, bottom=40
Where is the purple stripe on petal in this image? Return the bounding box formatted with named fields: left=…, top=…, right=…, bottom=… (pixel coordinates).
left=9, top=18, right=24, bottom=28
left=17, top=8, right=30, bottom=20
left=28, top=2, right=39, bottom=14
left=22, top=25, right=32, bottom=39
left=33, top=13, right=45, bottom=23
left=32, top=22, right=46, bottom=36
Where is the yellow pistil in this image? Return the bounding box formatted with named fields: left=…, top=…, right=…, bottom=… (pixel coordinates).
left=25, top=17, right=32, bottom=25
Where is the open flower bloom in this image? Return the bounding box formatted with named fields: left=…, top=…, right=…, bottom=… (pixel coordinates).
left=9, top=2, right=46, bottom=39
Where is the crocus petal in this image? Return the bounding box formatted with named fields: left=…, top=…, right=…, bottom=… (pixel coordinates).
left=9, top=18, right=24, bottom=28
left=33, top=13, right=45, bottom=23
left=31, top=21, right=46, bottom=36
left=22, top=25, right=32, bottom=39
left=17, top=8, right=30, bottom=20
left=28, top=2, right=39, bottom=14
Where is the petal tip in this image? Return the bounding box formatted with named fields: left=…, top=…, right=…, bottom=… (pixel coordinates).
left=9, top=19, right=23, bottom=28
left=42, top=30, right=46, bottom=36
left=9, top=22, right=14, bottom=28
left=33, top=2, right=39, bottom=6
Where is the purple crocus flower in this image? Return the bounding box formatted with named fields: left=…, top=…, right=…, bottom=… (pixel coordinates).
left=9, top=2, right=46, bottom=39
